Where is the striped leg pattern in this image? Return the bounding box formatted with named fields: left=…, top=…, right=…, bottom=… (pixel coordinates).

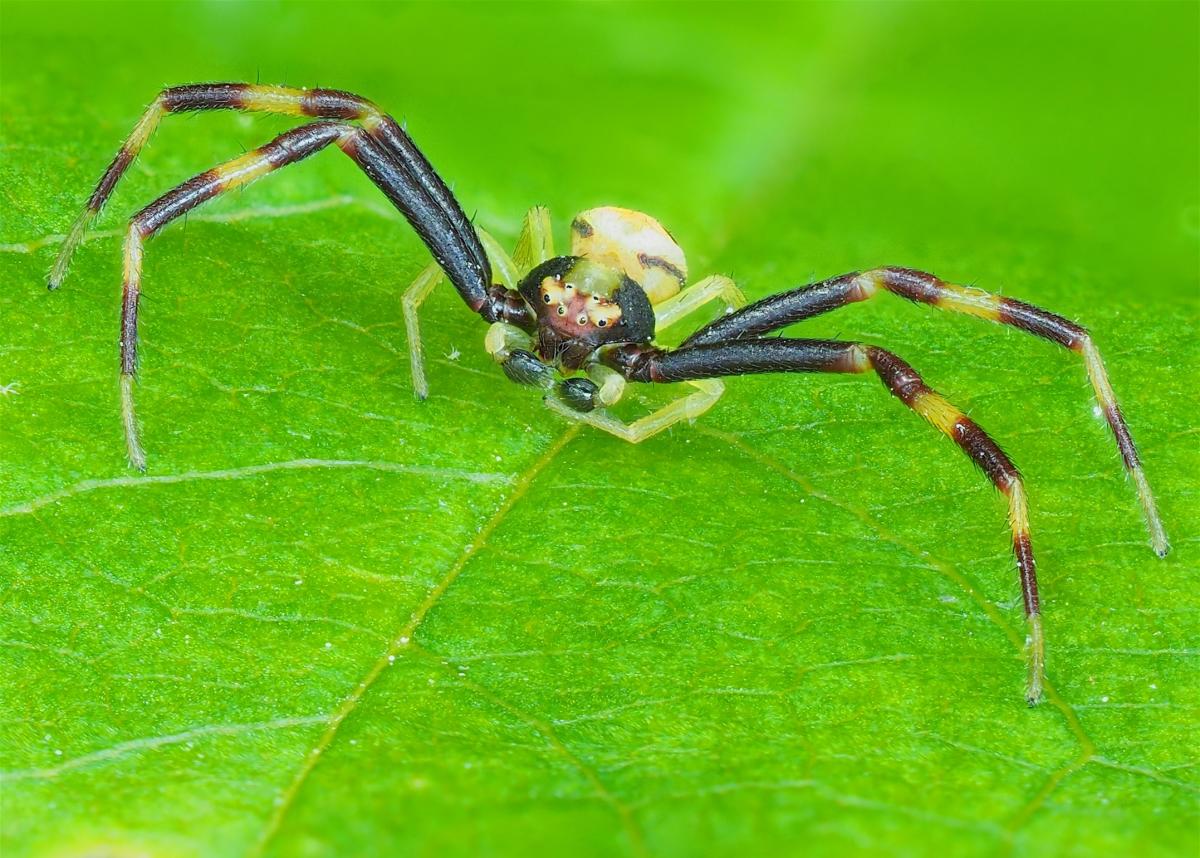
left=683, top=266, right=1168, bottom=557
left=607, top=337, right=1047, bottom=703
left=51, top=83, right=544, bottom=468
left=50, top=83, right=491, bottom=308
left=111, top=119, right=497, bottom=468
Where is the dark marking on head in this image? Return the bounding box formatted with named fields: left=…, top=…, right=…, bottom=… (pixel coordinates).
left=518, top=256, right=578, bottom=308
left=518, top=256, right=659, bottom=368
left=571, top=217, right=594, bottom=238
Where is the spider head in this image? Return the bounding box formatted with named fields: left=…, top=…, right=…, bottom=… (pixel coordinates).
left=518, top=256, right=654, bottom=370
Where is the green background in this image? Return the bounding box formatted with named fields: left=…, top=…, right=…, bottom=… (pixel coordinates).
left=2, top=2, right=1197, bottom=856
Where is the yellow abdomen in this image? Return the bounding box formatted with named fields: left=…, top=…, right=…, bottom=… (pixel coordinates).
left=570, top=206, right=687, bottom=305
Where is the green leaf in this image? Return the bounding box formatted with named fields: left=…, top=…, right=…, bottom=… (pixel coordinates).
left=2, top=3, right=1196, bottom=856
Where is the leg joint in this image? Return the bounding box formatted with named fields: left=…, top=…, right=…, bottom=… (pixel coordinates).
left=865, top=346, right=926, bottom=403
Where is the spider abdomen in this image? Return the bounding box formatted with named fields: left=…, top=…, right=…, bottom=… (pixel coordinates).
left=570, top=206, right=687, bottom=304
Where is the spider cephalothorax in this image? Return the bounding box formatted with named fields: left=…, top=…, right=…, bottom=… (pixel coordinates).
left=49, top=82, right=1170, bottom=704
left=517, top=254, right=655, bottom=370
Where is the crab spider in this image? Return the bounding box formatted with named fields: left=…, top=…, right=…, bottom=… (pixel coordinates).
left=50, top=83, right=1169, bottom=704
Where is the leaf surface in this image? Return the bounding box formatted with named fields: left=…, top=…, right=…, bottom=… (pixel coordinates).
left=2, top=3, right=1197, bottom=857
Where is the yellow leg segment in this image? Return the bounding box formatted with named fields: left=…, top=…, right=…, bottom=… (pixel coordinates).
left=653, top=275, right=746, bottom=330
left=476, top=229, right=519, bottom=290
left=401, top=262, right=445, bottom=400
left=120, top=225, right=147, bottom=470
left=484, top=321, right=534, bottom=363
left=49, top=98, right=165, bottom=289
left=513, top=205, right=555, bottom=272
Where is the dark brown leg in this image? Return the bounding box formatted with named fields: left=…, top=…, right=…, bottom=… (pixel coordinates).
left=50, top=83, right=489, bottom=304
left=680, top=267, right=1167, bottom=556
left=607, top=337, right=1045, bottom=703
left=114, top=120, right=529, bottom=469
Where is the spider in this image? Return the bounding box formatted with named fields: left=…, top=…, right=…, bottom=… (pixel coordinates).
left=49, top=83, right=1169, bottom=704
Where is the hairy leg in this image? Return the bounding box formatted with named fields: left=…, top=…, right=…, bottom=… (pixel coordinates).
left=404, top=207, right=554, bottom=398
left=682, top=266, right=1167, bottom=556
left=50, top=83, right=490, bottom=308
left=112, top=121, right=532, bottom=467
left=608, top=336, right=1048, bottom=703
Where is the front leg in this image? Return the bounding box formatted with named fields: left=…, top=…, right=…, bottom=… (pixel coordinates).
left=605, top=337, right=1046, bottom=703
left=404, top=207, right=552, bottom=399
left=50, top=83, right=490, bottom=301
left=681, top=267, right=1167, bottom=555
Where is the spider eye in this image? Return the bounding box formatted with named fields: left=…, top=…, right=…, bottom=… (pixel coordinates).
left=556, top=306, right=566, bottom=316
left=542, top=294, right=552, bottom=303
left=577, top=314, right=588, bottom=325
left=597, top=319, right=607, bottom=327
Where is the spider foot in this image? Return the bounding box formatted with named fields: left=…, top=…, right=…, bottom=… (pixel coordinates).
left=48, top=209, right=93, bottom=291
left=120, top=374, right=146, bottom=471
left=1025, top=613, right=1045, bottom=706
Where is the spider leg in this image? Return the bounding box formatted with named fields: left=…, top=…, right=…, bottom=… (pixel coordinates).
left=113, top=120, right=531, bottom=468
left=403, top=207, right=552, bottom=399
left=512, top=205, right=555, bottom=273
left=606, top=337, right=1047, bottom=703
left=544, top=362, right=725, bottom=443
left=50, top=83, right=490, bottom=315
left=401, top=262, right=445, bottom=401
left=682, top=267, right=1168, bottom=557
left=653, top=275, right=747, bottom=331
